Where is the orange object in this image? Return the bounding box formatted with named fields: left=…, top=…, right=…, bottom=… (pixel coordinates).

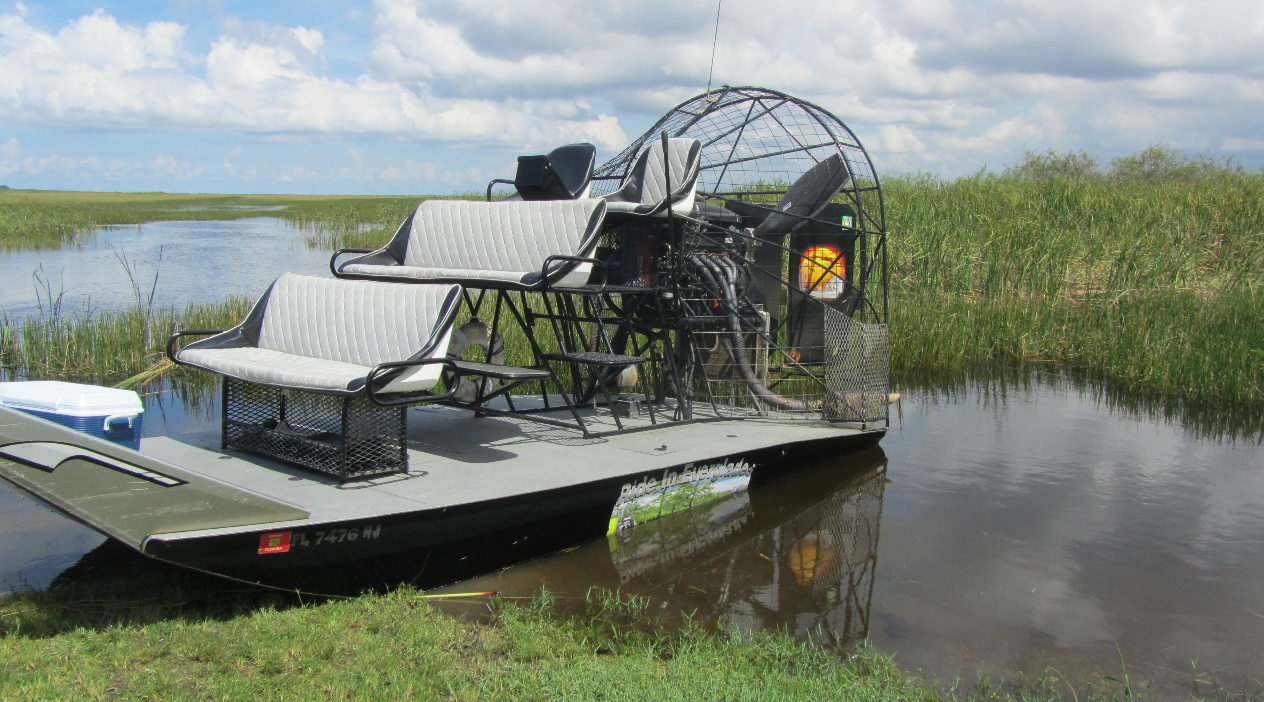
left=788, top=532, right=836, bottom=586
left=799, top=246, right=845, bottom=301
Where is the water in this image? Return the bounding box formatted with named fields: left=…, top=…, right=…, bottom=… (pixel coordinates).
left=0, top=218, right=331, bottom=320
left=2, top=374, right=1262, bottom=696
left=425, top=378, right=1264, bottom=696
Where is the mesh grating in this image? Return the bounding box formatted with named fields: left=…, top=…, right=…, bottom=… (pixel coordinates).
left=591, top=86, right=884, bottom=247
left=222, top=378, right=407, bottom=481
left=821, top=308, right=889, bottom=423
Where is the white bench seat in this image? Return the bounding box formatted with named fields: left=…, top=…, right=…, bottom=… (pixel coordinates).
left=172, top=274, right=462, bottom=398
left=336, top=199, right=607, bottom=290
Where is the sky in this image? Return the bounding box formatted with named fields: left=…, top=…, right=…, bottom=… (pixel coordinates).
left=0, top=0, right=1261, bottom=194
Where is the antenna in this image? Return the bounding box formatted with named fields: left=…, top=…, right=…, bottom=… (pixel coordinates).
left=705, top=0, right=723, bottom=101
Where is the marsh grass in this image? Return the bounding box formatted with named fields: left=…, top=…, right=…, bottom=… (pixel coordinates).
left=0, top=544, right=1171, bottom=702
left=0, top=190, right=480, bottom=252
left=888, top=148, right=1264, bottom=410
left=281, top=193, right=484, bottom=250
left=0, top=296, right=254, bottom=386
left=0, top=191, right=310, bottom=251
left=891, top=288, right=1264, bottom=405
left=886, top=149, right=1264, bottom=299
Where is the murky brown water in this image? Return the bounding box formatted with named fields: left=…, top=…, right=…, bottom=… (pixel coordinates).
left=427, top=377, right=1264, bottom=698
left=2, top=373, right=1262, bottom=698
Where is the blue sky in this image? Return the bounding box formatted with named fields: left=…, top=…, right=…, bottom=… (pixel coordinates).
left=1, top=0, right=1261, bottom=194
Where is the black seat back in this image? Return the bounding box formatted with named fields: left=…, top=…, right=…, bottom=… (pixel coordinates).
left=514, top=143, right=597, bottom=200
left=755, top=154, right=851, bottom=234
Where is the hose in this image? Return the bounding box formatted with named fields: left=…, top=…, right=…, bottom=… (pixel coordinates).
left=690, top=254, right=816, bottom=412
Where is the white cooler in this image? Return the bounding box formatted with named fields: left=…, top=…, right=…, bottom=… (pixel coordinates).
left=0, top=381, right=144, bottom=450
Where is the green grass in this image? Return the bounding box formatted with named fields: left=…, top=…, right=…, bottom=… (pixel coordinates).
left=891, top=288, right=1264, bottom=404
left=0, top=297, right=254, bottom=387
left=886, top=148, right=1264, bottom=298
left=0, top=190, right=476, bottom=251
left=1, top=549, right=1144, bottom=702
left=0, top=588, right=922, bottom=701
left=886, top=147, right=1264, bottom=409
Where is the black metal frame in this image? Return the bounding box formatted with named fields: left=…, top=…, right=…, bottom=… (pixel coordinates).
left=176, top=85, right=891, bottom=474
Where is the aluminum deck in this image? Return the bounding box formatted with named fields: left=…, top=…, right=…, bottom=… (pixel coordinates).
left=142, top=399, right=870, bottom=530
left=0, top=398, right=884, bottom=572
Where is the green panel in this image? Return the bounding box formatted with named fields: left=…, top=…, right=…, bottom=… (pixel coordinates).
left=0, top=407, right=309, bottom=548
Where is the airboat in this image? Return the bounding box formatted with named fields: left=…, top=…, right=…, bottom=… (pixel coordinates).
left=0, top=87, right=891, bottom=575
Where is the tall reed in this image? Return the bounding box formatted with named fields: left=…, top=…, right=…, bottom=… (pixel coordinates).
left=1, top=297, right=254, bottom=386
left=887, top=148, right=1264, bottom=408
left=885, top=164, right=1264, bottom=299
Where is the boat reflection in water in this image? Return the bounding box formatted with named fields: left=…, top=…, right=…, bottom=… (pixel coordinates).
left=434, top=447, right=887, bottom=650
left=22, top=447, right=886, bottom=657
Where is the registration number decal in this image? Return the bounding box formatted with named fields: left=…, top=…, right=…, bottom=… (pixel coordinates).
left=258, top=524, right=383, bottom=554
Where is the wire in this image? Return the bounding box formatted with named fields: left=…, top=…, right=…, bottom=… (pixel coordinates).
left=705, top=0, right=723, bottom=99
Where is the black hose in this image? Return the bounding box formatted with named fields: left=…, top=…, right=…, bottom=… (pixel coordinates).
left=691, top=254, right=814, bottom=412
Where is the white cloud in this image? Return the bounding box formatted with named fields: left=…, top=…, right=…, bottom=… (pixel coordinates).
left=0, top=150, right=202, bottom=180
left=289, top=27, right=323, bottom=53
left=0, top=7, right=628, bottom=152
left=877, top=124, right=927, bottom=153
left=1223, top=137, right=1264, bottom=151
left=1, top=0, right=1263, bottom=182
left=0, top=137, right=16, bottom=158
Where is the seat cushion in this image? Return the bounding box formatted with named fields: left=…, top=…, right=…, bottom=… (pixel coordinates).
left=174, top=274, right=462, bottom=396
left=178, top=347, right=372, bottom=394
left=337, top=263, right=592, bottom=289
left=337, top=265, right=530, bottom=285
left=339, top=199, right=604, bottom=288
left=257, top=276, right=458, bottom=368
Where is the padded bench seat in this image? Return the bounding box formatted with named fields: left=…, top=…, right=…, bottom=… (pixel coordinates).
left=167, top=274, right=467, bottom=480
left=171, top=274, right=462, bottom=398
left=335, top=199, right=607, bottom=290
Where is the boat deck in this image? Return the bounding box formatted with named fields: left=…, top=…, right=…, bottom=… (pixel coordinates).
left=0, top=396, right=883, bottom=570
left=140, top=397, right=872, bottom=536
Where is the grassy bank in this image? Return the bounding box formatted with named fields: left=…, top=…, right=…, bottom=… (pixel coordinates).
left=5, top=148, right=1262, bottom=409
left=0, top=297, right=254, bottom=387
left=1, top=588, right=937, bottom=702
left=0, top=190, right=457, bottom=251
left=886, top=148, right=1264, bottom=407
left=0, top=539, right=1124, bottom=702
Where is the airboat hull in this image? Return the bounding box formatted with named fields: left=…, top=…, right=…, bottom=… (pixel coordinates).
left=0, top=401, right=883, bottom=575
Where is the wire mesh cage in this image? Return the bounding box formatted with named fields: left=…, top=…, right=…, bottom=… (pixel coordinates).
left=222, top=378, right=408, bottom=481
left=592, top=85, right=885, bottom=323
left=586, top=86, right=888, bottom=425
left=822, top=309, right=889, bottom=423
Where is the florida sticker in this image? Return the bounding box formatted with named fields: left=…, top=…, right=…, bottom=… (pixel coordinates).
left=258, top=531, right=292, bottom=554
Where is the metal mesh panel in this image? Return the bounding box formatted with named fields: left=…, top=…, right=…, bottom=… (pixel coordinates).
left=590, top=86, right=884, bottom=247
left=822, top=308, right=889, bottom=422
left=805, top=467, right=885, bottom=645
left=222, top=378, right=407, bottom=481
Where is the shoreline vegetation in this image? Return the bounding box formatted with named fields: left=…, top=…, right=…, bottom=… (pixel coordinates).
left=2, top=147, right=1260, bottom=409
left=2, top=147, right=1262, bottom=699
left=0, top=545, right=1142, bottom=702
left=887, top=146, right=1264, bottom=409
left=0, top=189, right=477, bottom=252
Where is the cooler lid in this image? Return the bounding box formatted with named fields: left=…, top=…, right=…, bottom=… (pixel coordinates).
left=0, top=381, right=143, bottom=416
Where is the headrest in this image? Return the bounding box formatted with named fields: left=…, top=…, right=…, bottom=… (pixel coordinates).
left=514, top=143, right=597, bottom=200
